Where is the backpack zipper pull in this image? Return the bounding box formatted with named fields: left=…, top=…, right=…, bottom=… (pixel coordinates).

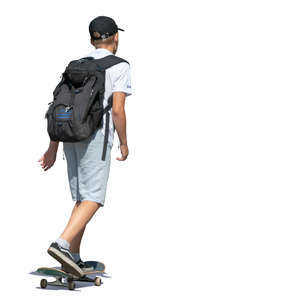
left=65, top=105, right=73, bottom=112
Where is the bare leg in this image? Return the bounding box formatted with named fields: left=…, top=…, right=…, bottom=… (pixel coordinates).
left=70, top=226, right=86, bottom=253
left=60, top=200, right=101, bottom=245
left=68, top=201, right=86, bottom=253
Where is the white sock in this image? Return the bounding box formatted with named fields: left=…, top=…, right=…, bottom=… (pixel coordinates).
left=55, top=238, right=70, bottom=250
left=72, top=253, right=81, bottom=263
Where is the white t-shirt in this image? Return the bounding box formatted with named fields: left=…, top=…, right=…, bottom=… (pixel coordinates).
left=86, top=48, right=132, bottom=147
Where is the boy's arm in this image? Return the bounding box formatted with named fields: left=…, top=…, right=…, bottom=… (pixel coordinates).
left=112, top=92, right=128, bottom=161
left=49, top=140, right=59, bottom=151
left=38, top=140, right=59, bottom=171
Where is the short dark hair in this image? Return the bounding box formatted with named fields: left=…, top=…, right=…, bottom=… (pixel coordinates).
left=91, top=33, right=116, bottom=46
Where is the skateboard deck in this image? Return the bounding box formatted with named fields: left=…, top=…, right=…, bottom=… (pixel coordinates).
left=34, top=261, right=106, bottom=290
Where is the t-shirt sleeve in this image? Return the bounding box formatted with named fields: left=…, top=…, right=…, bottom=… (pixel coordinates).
left=111, top=62, right=132, bottom=97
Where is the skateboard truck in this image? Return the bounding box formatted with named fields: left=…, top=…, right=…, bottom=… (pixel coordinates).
left=39, top=271, right=102, bottom=290
left=40, top=276, right=77, bottom=290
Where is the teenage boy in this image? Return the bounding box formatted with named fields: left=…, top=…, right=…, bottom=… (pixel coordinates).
left=38, top=16, right=131, bottom=276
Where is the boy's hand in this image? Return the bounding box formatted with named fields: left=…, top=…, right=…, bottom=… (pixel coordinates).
left=117, top=144, right=129, bottom=161
left=38, top=148, right=57, bottom=171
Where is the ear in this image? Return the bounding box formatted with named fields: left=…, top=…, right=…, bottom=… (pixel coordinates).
left=90, top=38, right=95, bottom=46
left=114, top=32, right=119, bottom=42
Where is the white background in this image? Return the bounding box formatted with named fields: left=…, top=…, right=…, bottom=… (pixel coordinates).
left=0, top=0, right=299, bottom=299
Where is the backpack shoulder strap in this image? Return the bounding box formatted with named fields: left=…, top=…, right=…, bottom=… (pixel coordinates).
left=93, top=55, right=129, bottom=70
left=91, top=55, right=129, bottom=161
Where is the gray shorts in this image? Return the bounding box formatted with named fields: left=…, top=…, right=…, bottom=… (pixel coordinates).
left=63, top=128, right=112, bottom=206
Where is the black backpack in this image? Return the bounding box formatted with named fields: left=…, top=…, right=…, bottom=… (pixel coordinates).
left=45, top=55, right=128, bottom=160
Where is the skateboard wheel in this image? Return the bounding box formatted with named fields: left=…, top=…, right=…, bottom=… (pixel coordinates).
left=68, top=281, right=76, bottom=290
left=40, top=279, right=47, bottom=289
left=94, top=277, right=102, bottom=286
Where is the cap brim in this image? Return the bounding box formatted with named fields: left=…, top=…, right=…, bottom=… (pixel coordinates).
left=118, top=27, right=125, bottom=31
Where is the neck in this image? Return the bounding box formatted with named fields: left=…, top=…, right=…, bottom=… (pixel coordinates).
left=95, top=45, right=115, bottom=54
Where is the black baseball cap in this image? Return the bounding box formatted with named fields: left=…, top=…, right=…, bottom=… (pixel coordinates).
left=89, top=16, right=124, bottom=40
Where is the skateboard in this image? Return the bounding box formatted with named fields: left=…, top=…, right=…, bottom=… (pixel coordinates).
left=34, top=261, right=105, bottom=290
